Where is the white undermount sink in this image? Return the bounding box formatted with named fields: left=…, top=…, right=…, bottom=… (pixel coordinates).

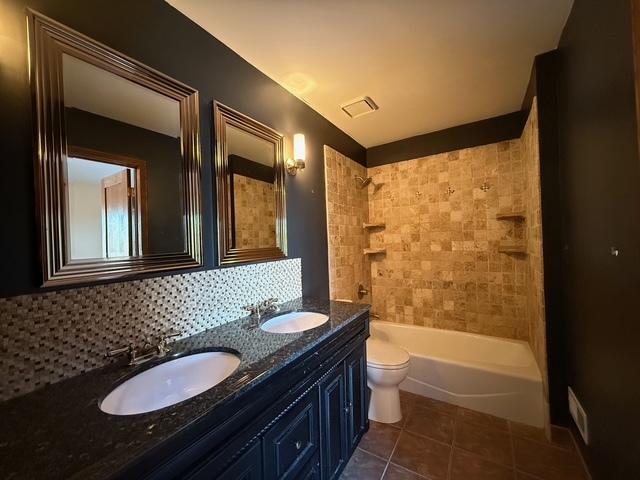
left=100, top=351, right=241, bottom=415
left=260, top=311, right=329, bottom=334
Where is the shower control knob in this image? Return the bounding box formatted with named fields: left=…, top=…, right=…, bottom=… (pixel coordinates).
left=357, top=284, right=369, bottom=299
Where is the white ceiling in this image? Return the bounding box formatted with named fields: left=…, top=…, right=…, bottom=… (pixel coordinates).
left=167, top=0, right=573, bottom=147
left=63, top=54, right=181, bottom=138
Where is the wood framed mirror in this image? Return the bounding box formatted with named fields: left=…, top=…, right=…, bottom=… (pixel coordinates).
left=28, top=10, right=202, bottom=286
left=214, top=102, right=287, bottom=265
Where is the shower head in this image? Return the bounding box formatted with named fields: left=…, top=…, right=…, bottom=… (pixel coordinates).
left=354, top=175, right=373, bottom=189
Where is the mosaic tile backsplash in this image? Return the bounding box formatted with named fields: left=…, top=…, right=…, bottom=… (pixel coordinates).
left=0, top=258, right=301, bottom=401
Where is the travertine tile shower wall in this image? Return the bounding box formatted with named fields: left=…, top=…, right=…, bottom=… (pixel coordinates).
left=324, top=146, right=371, bottom=303
left=367, top=142, right=529, bottom=339
left=522, top=100, right=548, bottom=409
left=0, top=259, right=301, bottom=401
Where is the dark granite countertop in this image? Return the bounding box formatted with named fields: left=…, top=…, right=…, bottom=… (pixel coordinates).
left=0, top=297, right=369, bottom=480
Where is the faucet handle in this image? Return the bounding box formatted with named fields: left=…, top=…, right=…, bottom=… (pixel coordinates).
left=243, top=303, right=261, bottom=317
left=163, top=330, right=181, bottom=340
left=263, top=297, right=279, bottom=306
left=157, top=331, right=181, bottom=355
left=105, top=345, right=132, bottom=359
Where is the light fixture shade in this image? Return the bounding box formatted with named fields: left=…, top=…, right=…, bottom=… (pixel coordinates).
left=293, top=133, right=306, bottom=162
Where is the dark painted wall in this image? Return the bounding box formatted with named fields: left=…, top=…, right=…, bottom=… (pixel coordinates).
left=66, top=108, right=185, bottom=254
left=522, top=52, right=568, bottom=426
left=366, top=111, right=527, bottom=167
left=556, top=0, right=640, bottom=476
left=0, top=0, right=365, bottom=298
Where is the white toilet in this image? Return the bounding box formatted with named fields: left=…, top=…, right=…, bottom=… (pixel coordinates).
left=366, top=338, right=410, bottom=424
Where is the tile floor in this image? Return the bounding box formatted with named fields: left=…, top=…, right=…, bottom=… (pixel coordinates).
left=341, top=391, right=590, bottom=480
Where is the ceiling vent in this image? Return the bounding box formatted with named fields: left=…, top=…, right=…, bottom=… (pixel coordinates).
left=341, top=96, right=379, bottom=119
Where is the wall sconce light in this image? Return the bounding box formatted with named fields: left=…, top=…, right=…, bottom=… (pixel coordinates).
left=286, top=133, right=306, bottom=175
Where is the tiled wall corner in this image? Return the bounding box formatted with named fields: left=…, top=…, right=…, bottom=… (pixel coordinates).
left=522, top=99, right=549, bottom=404
left=0, top=258, right=302, bottom=401
left=324, top=146, right=371, bottom=303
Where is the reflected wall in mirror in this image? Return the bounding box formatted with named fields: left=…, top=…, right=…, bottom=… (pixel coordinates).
left=28, top=11, right=202, bottom=286
left=214, top=103, right=287, bottom=265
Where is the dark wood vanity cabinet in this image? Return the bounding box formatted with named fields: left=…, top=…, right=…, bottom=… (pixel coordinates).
left=215, top=441, right=263, bottom=480
left=138, top=314, right=369, bottom=480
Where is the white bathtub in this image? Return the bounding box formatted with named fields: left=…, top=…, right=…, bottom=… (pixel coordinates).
left=370, top=320, right=544, bottom=427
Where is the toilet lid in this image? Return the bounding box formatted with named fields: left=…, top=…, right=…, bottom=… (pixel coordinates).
left=367, top=338, right=410, bottom=368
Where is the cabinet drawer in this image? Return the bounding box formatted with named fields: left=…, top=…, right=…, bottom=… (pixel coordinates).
left=188, top=439, right=262, bottom=480
left=263, top=389, right=319, bottom=480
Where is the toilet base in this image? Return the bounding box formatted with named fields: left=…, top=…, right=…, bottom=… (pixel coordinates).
left=368, top=383, right=402, bottom=424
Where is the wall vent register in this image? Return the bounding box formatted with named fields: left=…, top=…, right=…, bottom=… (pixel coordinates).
left=568, top=386, right=589, bottom=444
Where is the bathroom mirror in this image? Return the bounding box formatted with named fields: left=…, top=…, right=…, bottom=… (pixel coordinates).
left=214, top=102, right=287, bottom=265
left=28, top=11, right=202, bottom=286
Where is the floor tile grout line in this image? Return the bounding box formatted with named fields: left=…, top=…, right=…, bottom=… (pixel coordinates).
left=514, top=469, right=546, bottom=480
left=401, top=418, right=456, bottom=449
left=377, top=400, right=408, bottom=480
left=401, top=428, right=456, bottom=451
left=511, top=433, right=576, bottom=452
left=357, top=446, right=390, bottom=463
left=410, top=400, right=459, bottom=419
left=452, top=443, right=517, bottom=470
left=456, top=416, right=510, bottom=434
left=509, top=424, right=579, bottom=453
left=381, top=419, right=406, bottom=479
left=387, top=461, right=433, bottom=480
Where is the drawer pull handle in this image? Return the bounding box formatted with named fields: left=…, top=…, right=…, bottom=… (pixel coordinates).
left=295, top=440, right=303, bottom=450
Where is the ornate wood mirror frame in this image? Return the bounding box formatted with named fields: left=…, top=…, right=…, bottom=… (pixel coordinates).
left=214, top=102, right=287, bottom=265
left=27, top=10, right=202, bottom=286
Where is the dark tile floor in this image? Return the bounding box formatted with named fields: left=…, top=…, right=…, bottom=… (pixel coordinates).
left=341, top=391, right=591, bottom=480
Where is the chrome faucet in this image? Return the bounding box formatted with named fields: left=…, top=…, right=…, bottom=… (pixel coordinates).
left=106, top=331, right=181, bottom=366
left=242, top=297, right=280, bottom=319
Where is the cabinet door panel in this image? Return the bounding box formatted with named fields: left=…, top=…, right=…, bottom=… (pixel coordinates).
left=346, top=346, right=368, bottom=452
left=319, top=366, right=347, bottom=480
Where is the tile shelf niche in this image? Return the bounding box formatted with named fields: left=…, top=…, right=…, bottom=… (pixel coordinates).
left=363, top=248, right=386, bottom=255
left=498, top=242, right=527, bottom=254
left=362, top=222, right=386, bottom=229
left=363, top=220, right=385, bottom=256
left=496, top=211, right=526, bottom=221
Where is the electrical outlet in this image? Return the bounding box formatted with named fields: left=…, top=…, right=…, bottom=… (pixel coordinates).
left=568, top=387, right=589, bottom=444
